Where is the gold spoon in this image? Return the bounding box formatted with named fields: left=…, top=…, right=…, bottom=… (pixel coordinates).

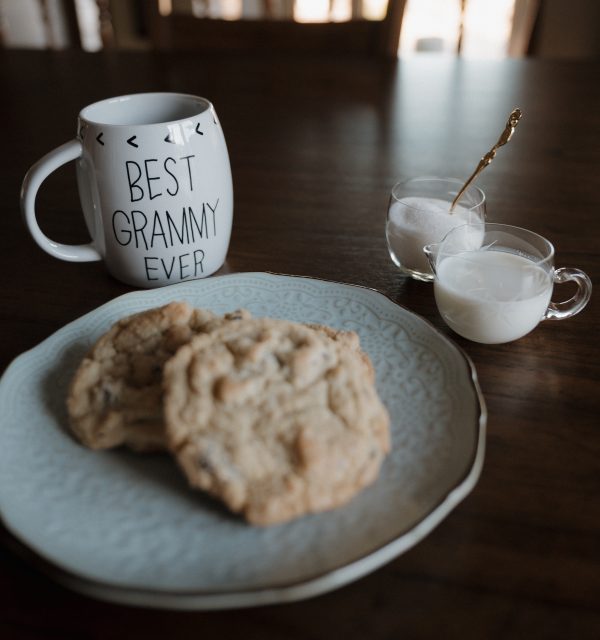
left=450, top=107, right=523, bottom=211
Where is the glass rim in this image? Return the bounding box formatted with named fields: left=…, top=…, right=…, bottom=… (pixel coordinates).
left=441, top=222, right=556, bottom=265
left=390, top=176, right=486, bottom=212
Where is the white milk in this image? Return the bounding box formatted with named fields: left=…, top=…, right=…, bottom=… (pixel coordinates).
left=387, top=196, right=482, bottom=276
left=434, top=250, right=553, bottom=344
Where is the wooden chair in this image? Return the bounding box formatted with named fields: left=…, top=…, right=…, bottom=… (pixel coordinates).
left=143, top=0, right=407, bottom=58
left=507, top=0, right=541, bottom=57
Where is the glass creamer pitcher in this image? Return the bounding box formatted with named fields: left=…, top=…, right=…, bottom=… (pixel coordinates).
left=424, top=223, right=592, bottom=344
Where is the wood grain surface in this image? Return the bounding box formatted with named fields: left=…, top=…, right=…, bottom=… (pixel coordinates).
left=0, top=49, right=598, bottom=639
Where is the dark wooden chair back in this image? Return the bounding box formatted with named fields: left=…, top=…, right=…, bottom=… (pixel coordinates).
left=144, top=0, right=407, bottom=58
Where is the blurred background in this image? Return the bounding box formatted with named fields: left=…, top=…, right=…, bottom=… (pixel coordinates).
left=0, top=0, right=599, bottom=59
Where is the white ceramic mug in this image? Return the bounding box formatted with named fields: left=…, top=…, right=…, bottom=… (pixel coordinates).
left=21, top=92, right=233, bottom=288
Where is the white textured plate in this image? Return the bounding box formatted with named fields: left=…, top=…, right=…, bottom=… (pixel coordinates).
left=0, top=273, right=485, bottom=609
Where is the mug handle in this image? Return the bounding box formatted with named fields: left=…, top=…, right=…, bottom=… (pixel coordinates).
left=543, top=267, right=592, bottom=321
left=20, top=139, right=102, bottom=262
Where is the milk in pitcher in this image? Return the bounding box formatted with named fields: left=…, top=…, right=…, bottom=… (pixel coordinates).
left=434, top=249, right=553, bottom=344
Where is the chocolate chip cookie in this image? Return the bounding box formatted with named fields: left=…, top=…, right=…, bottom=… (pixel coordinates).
left=163, top=317, right=390, bottom=525
left=67, top=302, right=249, bottom=451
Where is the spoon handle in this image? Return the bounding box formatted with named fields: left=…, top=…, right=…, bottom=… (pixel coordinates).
left=450, top=108, right=523, bottom=211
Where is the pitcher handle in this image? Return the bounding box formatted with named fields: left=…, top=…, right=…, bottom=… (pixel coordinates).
left=543, top=267, right=592, bottom=321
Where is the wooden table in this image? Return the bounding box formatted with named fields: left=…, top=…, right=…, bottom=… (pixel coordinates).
left=1, top=49, right=598, bottom=639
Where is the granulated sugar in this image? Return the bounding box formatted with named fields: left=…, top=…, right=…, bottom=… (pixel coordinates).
left=387, top=196, right=481, bottom=275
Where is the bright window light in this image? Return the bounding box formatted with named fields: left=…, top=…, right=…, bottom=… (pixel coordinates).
left=74, top=0, right=102, bottom=51
left=294, top=0, right=386, bottom=22
left=461, top=0, right=514, bottom=58
left=399, top=0, right=462, bottom=55
left=400, top=0, right=516, bottom=58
